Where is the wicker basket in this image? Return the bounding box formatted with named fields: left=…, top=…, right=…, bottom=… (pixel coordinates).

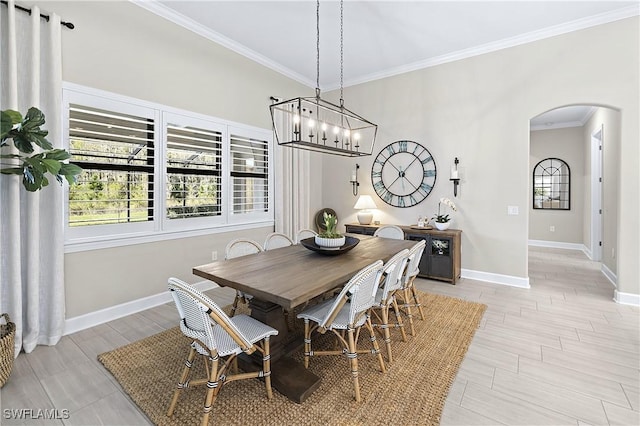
left=0, top=313, right=16, bottom=388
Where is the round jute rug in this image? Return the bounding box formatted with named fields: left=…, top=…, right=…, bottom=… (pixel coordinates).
left=98, top=292, right=486, bottom=426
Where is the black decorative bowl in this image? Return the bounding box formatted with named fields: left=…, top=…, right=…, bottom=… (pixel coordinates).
left=300, top=236, right=360, bottom=256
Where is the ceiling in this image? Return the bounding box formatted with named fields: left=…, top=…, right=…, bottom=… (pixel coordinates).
left=530, top=105, right=597, bottom=131
left=139, top=1, right=638, bottom=90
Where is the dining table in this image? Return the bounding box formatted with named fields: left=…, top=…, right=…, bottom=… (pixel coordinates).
left=192, top=234, right=417, bottom=403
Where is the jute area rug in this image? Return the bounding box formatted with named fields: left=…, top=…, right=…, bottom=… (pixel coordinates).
left=98, top=292, right=486, bottom=426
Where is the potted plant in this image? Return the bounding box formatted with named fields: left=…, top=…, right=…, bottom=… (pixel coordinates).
left=315, top=212, right=346, bottom=248
left=1, top=107, right=82, bottom=191
left=432, top=197, right=457, bottom=230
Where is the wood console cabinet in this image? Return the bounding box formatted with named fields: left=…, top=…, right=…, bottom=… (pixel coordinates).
left=344, top=223, right=462, bottom=284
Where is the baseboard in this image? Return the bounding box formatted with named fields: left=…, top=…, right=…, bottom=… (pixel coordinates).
left=528, top=239, right=586, bottom=251
left=582, top=245, right=593, bottom=260
left=63, top=280, right=218, bottom=335
left=614, top=290, right=640, bottom=306
left=460, top=269, right=530, bottom=289
left=601, top=264, right=617, bottom=288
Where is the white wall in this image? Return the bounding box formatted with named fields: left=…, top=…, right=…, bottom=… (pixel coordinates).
left=321, top=17, right=639, bottom=295
left=529, top=127, right=584, bottom=244
left=42, top=1, right=320, bottom=317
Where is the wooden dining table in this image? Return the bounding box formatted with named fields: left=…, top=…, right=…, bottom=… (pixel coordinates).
left=192, top=234, right=417, bottom=403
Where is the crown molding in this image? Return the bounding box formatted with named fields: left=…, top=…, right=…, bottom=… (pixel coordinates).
left=130, top=0, right=315, bottom=88
left=132, top=1, right=639, bottom=91
left=334, top=5, right=640, bottom=90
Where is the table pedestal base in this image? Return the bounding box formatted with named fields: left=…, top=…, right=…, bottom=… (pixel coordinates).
left=244, top=298, right=321, bottom=403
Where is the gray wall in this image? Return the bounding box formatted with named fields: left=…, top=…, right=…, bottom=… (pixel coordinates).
left=37, top=1, right=640, bottom=317
left=47, top=1, right=316, bottom=317
left=529, top=127, right=585, bottom=244
left=321, top=17, right=639, bottom=295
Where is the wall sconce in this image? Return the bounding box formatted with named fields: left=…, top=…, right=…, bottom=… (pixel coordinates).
left=450, top=157, right=460, bottom=197
left=350, top=163, right=360, bottom=196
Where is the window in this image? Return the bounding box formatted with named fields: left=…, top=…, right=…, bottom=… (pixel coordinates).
left=533, top=158, right=570, bottom=210
left=230, top=132, right=269, bottom=216
left=68, top=104, right=155, bottom=228
left=63, top=84, right=273, bottom=248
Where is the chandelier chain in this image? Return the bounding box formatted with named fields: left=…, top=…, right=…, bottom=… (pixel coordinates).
left=340, top=0, right=344, bottom=106
left=316, top=0, right=320, bottom=95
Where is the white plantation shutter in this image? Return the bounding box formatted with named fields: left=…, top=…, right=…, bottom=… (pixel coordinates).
left=63, top=85, right=274, bottom=246
left=230, top=134, right=269, bottom=215
left=68, top=104, right=155, bottom=226
left=166, top=123, right=222, bottom=220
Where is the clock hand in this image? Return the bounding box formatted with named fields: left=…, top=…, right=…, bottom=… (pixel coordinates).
left=386, top=159, right=402, bottom=173
left=399, top=165, right=405, bottom=191
left=405, top=156, right=419, bottom=170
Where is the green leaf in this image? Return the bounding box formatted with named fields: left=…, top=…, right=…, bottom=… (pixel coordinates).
left=12, top=132, right=35, bottom=153
left=44, top=149, right=71, bottom=161
left=59, top=164, right=83, bottom=185
left=42, top=159, right=62, bottom=175
left=26, top=128, right=52, bottom=150
left=1, top=110, right=19, bottom=141
left=22, top=107, right=46, bottom=131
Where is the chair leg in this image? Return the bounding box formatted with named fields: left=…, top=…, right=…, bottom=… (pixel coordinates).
left=391, top=297, right=407, bottom=342
left=402, top=288, right=416, bottom=336
left=303, top=319, right=311, bottom=369
left=365, top=317, right=386, bottom=374
left=346, top=326, right=361, bottom=403
left=201, top=355, right=221, bottom=426
left=167, top=346, right=197, bottom=417
left=230, top=291, right=242, bottom=317
left=409, top=283, right=425, bottom=320
left=262, top=337, right=273, bottom=399
left=380, top=305, right=393, bottom=363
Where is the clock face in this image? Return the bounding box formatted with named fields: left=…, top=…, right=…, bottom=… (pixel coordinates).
left=371, top=140, right=437, bottom=208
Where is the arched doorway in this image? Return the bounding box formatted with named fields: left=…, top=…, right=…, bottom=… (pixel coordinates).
left=529, top=105, right=621, bottom=289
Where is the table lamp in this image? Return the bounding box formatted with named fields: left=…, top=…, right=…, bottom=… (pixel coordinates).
left=354, top=195, right=377, bottom=225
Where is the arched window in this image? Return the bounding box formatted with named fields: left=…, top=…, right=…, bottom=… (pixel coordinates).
left=533, top=158, right=570, bottom=210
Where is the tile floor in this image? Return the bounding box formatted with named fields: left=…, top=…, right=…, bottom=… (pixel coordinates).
left=1, top=247, right=638, bottom=425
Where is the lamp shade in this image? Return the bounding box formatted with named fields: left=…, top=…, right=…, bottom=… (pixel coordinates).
left=354, top=195, right=377, bottom=210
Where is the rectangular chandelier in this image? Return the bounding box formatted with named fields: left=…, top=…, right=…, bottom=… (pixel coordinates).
left=270, top=96, right=377, bottom=157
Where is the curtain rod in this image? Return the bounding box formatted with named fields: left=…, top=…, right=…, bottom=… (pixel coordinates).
left=1, top=0, right=74, bottom=29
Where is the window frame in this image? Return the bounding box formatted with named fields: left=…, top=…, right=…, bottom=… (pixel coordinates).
left=63, top=83, right=274, bottom=252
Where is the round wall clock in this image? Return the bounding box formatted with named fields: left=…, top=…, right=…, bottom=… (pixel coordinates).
left=371, top=140, right=437, bottom=208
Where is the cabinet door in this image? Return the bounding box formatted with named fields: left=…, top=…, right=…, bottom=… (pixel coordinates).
left=429, top=237, right=453, bottom=279
left=406, top=235, right=429, bottom=276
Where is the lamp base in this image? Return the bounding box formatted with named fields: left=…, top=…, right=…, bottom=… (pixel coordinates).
left=357, top=211, right=373, bottom=225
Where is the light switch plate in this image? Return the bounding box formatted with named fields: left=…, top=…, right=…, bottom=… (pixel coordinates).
left=507, top=206, right=519, bottom=215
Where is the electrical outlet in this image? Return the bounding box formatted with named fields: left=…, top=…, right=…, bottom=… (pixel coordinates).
left=549, top=226, right=555, bottom=232
left=211, top=251, right=218, bottom=261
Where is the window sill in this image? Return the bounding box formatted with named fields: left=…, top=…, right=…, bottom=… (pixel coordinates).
left=64, top=220, right=275, bottom=253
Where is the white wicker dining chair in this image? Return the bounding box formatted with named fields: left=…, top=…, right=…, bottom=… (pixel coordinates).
left=263, top=232, right=295, bottom=250
left=369, top=248, right=410, bottom=363
left=373, top=224, right=405, bottom=240
left=296, top=260, right=386, bottom=402
left=396, top=239, right=427, bottom=336
left=295, top=228, right=317, bottom=243
left=225, top=238, right=263, bottom=316
left=167, top=278, right=278, bottom=426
